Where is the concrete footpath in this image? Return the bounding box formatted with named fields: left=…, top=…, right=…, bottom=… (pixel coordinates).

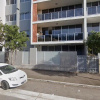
left=0, top=88, right=81, bottom=100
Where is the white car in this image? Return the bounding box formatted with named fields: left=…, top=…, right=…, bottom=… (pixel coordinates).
left=0, top=63, right=27, bottom=90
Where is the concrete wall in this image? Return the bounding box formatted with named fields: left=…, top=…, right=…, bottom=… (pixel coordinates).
left=0, top=52, right=5, bottom=63
left=35, top=51, right=77, bottom=72
left=9, top=51, right=23, bottom=65
left=0, top=49, right=99, bottom=73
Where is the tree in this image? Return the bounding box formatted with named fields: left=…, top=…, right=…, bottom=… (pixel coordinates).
left=4, top=24, right=29, bottom=64
left=86, top=31, right=100, bottom=55
left=0, top=23, right=5, bottom=46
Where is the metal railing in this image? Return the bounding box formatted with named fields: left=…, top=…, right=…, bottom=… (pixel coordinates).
left=37, top=32, right=83, bottom=42
left=38, top=8, right=83, bottom=21
left=87, top=5, right=100, bottom=15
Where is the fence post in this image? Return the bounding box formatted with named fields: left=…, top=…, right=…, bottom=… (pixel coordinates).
left=98, top=53, right=100, bottom=74
left=30, top=48, right=37, bottom=65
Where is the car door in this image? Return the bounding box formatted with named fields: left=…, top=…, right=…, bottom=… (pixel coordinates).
left=0, top=71, right=3, bottom=83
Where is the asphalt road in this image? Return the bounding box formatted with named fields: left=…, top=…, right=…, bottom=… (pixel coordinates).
left=18, top=79, right=100, bottom=100
left=0, top=79, right=100, bottom=100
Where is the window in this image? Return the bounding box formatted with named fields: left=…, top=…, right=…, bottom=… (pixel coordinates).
left=48, top=46, right=55, bottom=51
left=42, top=28, right=49, bottom=35
left=92, top=2, right=98, bottom=6
left=25, top=0, right=30, bottom=2
left=10, top=14, right=16, bottom=21
left=62, top=26, right=68, bottom=34
left=68, top=25, right=75, bottom=40
left=20, top=0, right=24, bottom=2
left=20, top=12, right=30, bottom=20
left=87, top=3, right=91, bottom=7
left=10, top=0, right=14, bottom=4
left=0, top=72, right=2, bottom=76
left=67, top=6, right=74, bottom=17
left=62, top=45, right=68, bottom=51
left=92, top=23, right=99, bottom=32
left=6, top=0, right=10, bottom=5
left=75, top=25, right=82, bottom=33
left=76, top=45, right=84, bottom=55
left=42, top=46, right=48, bottom=51
left=20, top=0, right=30, bottom=2
left=6, top=0, right=16, bottom=5
left=87, top=24, right=92, bottom=32
left=69, top=46, right=75, bottom=51
left=54, top=27, right=61, bottom=34
left=87, top=23, right=99, bottom=35
left=6, top=15, right=9, bottom=21
left=75, top=4, right=82, bottom=9
left=55, top=46, right=61, bottom=51
left=87, top=1, right=99, bottom=15
left=20, top=13, right=24, bottom=20
left=25, top=12, right=30, bottom=19
left=6, top=14, right=16, bottom=22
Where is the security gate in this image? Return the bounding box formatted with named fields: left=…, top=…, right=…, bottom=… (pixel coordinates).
left=77, top=56, right=99, bottom=73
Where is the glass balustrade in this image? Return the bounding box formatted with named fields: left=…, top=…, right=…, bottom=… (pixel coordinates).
left=37, top=33, right=83, bottom=42
left=37, top=8, right=83, bottom=21
left=87, top=6, right=100, bottom=15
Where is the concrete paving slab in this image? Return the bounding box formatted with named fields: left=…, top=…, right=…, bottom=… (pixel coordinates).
left=0, top=88, right=81, bottom=100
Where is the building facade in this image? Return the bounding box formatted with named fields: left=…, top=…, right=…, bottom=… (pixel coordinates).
left=0, top=0, right=32, bottom=51
left=0, top=0, right=100, bottom=55
left=31, top=0, right=100, bottom=55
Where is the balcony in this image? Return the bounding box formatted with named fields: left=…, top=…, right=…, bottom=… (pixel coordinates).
left=87, top=6, right=100, bottom=15
left=37, top=32, right=83, bottom=42
left=37, top=8, right=83, bottom=21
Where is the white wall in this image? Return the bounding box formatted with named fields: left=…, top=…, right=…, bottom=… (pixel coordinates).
left=0, top=0, right=6, bottom=24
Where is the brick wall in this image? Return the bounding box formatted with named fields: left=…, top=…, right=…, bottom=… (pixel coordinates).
left=32, top=2, right=37, bottom=42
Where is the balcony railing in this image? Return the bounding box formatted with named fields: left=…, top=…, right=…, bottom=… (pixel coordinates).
left=87, top=6, right=100, bottom=15
left=37, top=8, right=83, bottom=21
left=37, top=33, right=83, bottom=42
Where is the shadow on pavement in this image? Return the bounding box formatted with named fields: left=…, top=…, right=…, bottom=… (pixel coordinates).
left=32, top=69, right=77, bottom=77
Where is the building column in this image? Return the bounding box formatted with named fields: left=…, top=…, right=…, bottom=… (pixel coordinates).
left=83, top=0, right=87, bottom=40
left=83, top=0, right=88, bottom=55
left=32, top=2, right=37, bottom=42
left=16, top=0, right=20, bottom=31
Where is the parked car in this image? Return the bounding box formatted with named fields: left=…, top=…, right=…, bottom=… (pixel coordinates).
left=0, top=63, right=27, bottom=90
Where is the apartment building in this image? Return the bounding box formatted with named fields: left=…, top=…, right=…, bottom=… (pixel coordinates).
left=0, top=0, right=32, bottom=51
left=0, top=0, right=100, bottom=55
left=31, top=0, right=100, bottom=55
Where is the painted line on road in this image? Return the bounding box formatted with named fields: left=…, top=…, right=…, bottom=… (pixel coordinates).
left=28, top=78, right=100, bottom=89
left=0, top=88, right=81, bottom=100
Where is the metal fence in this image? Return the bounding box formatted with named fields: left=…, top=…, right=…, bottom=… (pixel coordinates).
left=36, top=51, right=77, bottom=72
left=77, top=56, right=99, bottom=73
left=0, top=52, right=5, bottom=63
left=22, top=51, right=30, bottom=65
left=0, top=50, right=99, bottom=73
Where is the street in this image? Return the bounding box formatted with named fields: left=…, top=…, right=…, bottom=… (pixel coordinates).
left=0, top=79, right=100, bottom=100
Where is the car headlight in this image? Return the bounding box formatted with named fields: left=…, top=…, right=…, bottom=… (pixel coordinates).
left=9, top=77, right=17, bottom=81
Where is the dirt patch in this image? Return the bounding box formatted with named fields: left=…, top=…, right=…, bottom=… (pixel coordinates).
left=20, top=68, right=100, bottom=86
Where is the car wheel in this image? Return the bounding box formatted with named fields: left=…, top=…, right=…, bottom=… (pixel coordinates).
left=1, top=80, right=9, bottom=90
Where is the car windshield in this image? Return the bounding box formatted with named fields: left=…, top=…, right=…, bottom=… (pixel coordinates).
left=0, top=65, right=18, bottom=74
